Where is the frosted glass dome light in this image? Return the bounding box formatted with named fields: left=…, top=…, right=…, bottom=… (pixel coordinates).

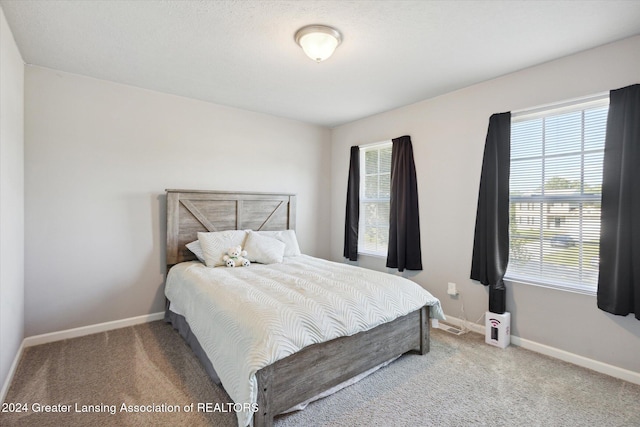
left=294, top=25, right=342, bottom=62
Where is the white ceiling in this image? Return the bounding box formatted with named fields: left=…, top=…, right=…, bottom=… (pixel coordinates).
left=2, top=1, right=640, bottom=127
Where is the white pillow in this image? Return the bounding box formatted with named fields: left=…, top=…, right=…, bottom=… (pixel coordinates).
left=198, top=230, right=248, bottom=267
left=185, top=240, right=205, bottom=263
left=254, top=230, right=301, bottom=257
left=244, top=231, right=286, bottom=264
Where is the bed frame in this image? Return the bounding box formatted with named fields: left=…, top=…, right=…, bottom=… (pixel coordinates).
left=165, top=189, right=431, bottom=427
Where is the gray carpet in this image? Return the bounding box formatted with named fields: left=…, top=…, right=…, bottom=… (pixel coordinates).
left=2, top=320, right=639, bottom=426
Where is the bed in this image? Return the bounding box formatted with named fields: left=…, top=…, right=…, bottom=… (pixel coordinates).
left=164, top=189, right=444, bottom=427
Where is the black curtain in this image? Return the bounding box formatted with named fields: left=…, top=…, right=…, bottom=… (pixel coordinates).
left=470, top=112, right=511, bottom=314
left=386, top=135, right=422, bottom=272
left=597, top=84, right=640, bottom=320
left=343, top=146, right=360, bottom=261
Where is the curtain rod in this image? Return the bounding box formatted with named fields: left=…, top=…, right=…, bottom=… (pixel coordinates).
left=512, top=91, right=609, bottom=119
left=358, top=140, right=392, bottom=149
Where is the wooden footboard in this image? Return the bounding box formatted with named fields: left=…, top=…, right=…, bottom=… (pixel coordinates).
left=254, top=305, right=430, bottom=427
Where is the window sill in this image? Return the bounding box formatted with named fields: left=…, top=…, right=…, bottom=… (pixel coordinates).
left=357, top=251, right=387, bottom=259
left=504, top=275, right=597, bottom=296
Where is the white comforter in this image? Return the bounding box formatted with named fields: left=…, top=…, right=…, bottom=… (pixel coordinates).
left=165, top=255, right=444, bottom=426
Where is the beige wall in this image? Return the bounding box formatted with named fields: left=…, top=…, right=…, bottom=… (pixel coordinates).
left=0, top=7, right=25, bottom=395
left=330, top=36, right=640, bottom=373
left=24, top=66, right=331, bottom=336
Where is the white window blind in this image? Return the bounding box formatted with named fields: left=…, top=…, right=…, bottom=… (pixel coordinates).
left=506, top=96, right=609, bottom=294
left=359, top=142, right=392, bottom=256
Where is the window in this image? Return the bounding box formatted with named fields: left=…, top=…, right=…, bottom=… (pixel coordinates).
left=506, top=96, right=609, bottom=294
left=359, top=142, right=392, bottom=256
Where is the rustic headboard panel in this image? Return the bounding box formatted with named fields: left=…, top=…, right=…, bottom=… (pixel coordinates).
left=166, top=190, right=296, bottom=266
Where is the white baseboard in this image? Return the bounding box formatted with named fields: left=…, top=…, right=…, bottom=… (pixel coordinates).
left=510, top=335, right=640, bottom=386
left=439, top=313, right=640, bottom=386
left=0, top=340, right=25, bottom=405
left=436, top=313, right=485, bottom=335
left=2, top=311, right=165, bottom=403
left=23, top=312, right=165, bottom=347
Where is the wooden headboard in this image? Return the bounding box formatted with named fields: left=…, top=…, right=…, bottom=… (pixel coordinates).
left=166, top=190, right=296, bottom=266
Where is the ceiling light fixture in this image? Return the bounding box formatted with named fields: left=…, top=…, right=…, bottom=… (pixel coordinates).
left=294, top=25, right=342, bottom=62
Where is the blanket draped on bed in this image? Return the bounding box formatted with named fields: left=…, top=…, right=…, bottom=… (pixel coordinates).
left=165, top=255, right=444, bottom=427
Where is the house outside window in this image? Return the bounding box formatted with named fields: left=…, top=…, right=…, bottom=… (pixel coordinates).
left=358, top=141, right=392, bottom=256
left=506, top=96, right=609, bottom=294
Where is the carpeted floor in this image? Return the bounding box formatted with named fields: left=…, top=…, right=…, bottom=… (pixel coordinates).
left=2, top=320, right=639, bottom=426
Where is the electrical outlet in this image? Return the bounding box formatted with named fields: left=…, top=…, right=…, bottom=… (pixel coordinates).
left=447, top=282, right=458, bottom=296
